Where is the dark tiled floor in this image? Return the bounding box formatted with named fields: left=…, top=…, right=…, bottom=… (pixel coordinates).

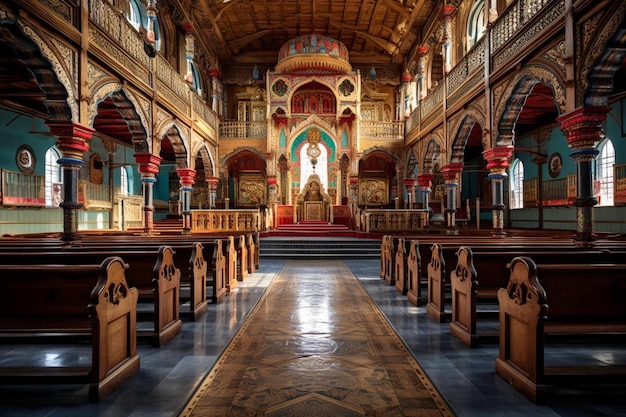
left=0, top=257, right=625, bottom=416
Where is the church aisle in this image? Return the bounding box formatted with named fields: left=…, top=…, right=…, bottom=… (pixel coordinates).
left=179, top=260, right=453, bottom=416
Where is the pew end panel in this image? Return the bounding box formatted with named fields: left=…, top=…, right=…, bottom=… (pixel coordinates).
left=247, top=233, right=257, bottom=274
left=224, top=236, right=238, bottom=292
left=151, top=246, right=183, bottom=347
left=186, top=242, right=208, bottom=321
left=89, top=256, right=141, bottom=402
left=449, top=246, right=480, bottom=347
left=237, top=235, right=249, bottom=281
left=394, top=238, right=409, bottom=295
left=211, top=239, right=228, bottom=303
left=426, top=243, right=449, bottom=322
left=406, top=239, right=423, bottom=307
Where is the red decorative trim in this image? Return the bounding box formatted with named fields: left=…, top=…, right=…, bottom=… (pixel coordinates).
left=134, top=152, right=162, bottom=175
left=557, top=107, right=609, bottom=150
left=176, top=168, right=196, bottom=186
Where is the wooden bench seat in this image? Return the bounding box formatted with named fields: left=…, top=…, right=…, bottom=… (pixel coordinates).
left=495, top=257, right=626, bottom=403
left=449, top=246, right=623, bottom=347
left=0, top=233, right=236, bottom=306
left=424, top=241, right=626, bottom=323
left=0, top=258, right=140, bottom=402
left=0, top=247, right=181, bottom=347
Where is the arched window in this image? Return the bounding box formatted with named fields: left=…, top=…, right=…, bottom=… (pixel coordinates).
left=127, top=0, right=142, bottom=30
left=467, top=0, right=486, bottom=50
left=190, top=61, right=204, bottom=97
left=45, top=147, right=62, bottom=207
left=509, top=158, right=524, bottom=209
left=127, top=0, right=162, bottom=51
left=596, top=137, right=615, bottom=206
left=118, top=167, right=129, bottom=196
left=300, top=144, right=328, bottom=191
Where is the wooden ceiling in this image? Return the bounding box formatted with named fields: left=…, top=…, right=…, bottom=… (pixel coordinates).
left=186, top=0, right=438, bottom=67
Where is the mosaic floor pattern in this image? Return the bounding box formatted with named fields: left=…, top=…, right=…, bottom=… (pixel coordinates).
left=179, top=260, right=453, bottom=417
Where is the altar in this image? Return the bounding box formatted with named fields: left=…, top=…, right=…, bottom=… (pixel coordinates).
left=295, top=174, right=333, bottom=223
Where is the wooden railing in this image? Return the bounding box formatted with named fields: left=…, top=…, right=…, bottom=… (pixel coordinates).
left=191, top=209, right=261, bottom=233
left=219, top=121, right=267, bottom=139
left=114, top=194, right=143, bottom=230
left=80, top=181, right=112, bottom=210
left=615, top=163, right=626, bottom=205
left=0, top=169, right=45, bottom=207
left=359, top=121, right=404, bottom=141
left=360, top=209, right=427, bottom=233
left=523, top=177, right=538, bottom=208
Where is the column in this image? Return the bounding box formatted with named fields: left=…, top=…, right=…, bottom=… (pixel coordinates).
left=402, top=70, right=412, bottom=117
left=557, top=107, right=608, bottom=247
left=349, top=175, right=359, bottom=229
left=442, top=163, right=463, bottom=234
left=417, top=173, right=434, bottom=227
left=441, top=6, right=456, bottom=74
left=417, top=46, right=429, bottom=101
left=482, top=146, right=514, bottom=237
left=46, top=122, right=94, bottom=246
left=183, top=24, right=194, bottom=84
left=267, top=175, right=278, bottom=229
left=208, top=68, right=221, bottom=114
left=135, top=153, right=162, bottom=235
left=177, top=168, right=196, bottom=234
left=206, top=176, right=219, bottom=209
left=403, top=178, right=415, bottom=209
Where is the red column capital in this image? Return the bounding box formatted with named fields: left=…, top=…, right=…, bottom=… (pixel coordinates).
left=482, top=146, right=514, bottom=173
left=134, top=153, right=162, bottom=175
left=176, top=168, right=196, bottom=186
left=441, top=163, right=463, bottom=182
left=46, top=122, right=94, bottom=160
left=557, top=107, right=609, bottom=150
left=417, top=173, right=434, bottom=189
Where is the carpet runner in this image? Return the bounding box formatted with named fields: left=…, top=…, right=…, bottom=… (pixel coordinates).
left=179, top=260, right=453, bottom=417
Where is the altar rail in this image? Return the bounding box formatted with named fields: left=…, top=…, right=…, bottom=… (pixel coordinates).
left=360, top=209, right=428, bottom=233
left=191, top=209, right=261, bottom=233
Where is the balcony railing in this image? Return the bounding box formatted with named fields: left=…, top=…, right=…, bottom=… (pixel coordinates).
left=359, top=121, right=404, bottom=141
left=0, top=169, right=45, bottom=207
left=219, top=121, right=267, bottom=139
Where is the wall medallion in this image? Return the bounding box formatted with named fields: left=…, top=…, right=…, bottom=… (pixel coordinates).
left=548, top=152, right=562, bottom=178
left=16, top=145, right=35, bottom=174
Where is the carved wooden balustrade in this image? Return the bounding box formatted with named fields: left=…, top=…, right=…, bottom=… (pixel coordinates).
left=0, top=169, right=45, bottom=207
left=191, top=209, right=261, bottom=233
left=360, top=209, right=428, bottom=233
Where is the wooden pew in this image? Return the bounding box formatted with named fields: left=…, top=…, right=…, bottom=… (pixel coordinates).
left=236, top=234, right=249, bottom=281
left=380, top=235, right=391, bottom=279
left=449, top=246, right=623, bottom=347
left=495, top=256, right=626, bottom=403
left=405, top=239, right=424, bottom=307
left=426, top=243, right=448, bottom=322
left=0, top=234, right=230, bottom=307
left=0, top=257, right=140, bottom=402
left=423, top=240, right=624, bottom=323
left=247, top=232, right=257, bottom=274
left=394, top=238, right=410, bottom=295
left=65, top=240, right=208, bottom=321
left=0, top=247, right=181, bottom=347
